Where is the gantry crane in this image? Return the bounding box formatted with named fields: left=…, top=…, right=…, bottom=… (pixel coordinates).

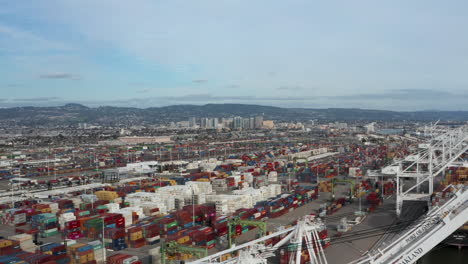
left=331, top=178, right=355, bottom=200
left=189, top=215, right=328, bottom=264
left=228, top=217, right=267, bottom=248
left=161, top=241, right=208, bottom=264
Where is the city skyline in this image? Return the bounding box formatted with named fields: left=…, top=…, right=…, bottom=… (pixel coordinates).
left=1, top=0, right=468, bottom=110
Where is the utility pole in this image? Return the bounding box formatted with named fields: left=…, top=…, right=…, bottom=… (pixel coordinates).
left=101, top=220, right=106, bottom=263
left=47, top=145, right=50, bottom=177
left=192, top=189, right=195, bottom=226
left=54, top=153, right=57, bottom=181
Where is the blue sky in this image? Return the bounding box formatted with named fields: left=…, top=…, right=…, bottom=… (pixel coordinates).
left=1, top=0, right=467, bottom=110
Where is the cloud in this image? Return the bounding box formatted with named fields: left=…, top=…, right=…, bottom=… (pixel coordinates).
left=136, top=88, right=152, bottom=94
left=277, top=86, right=303, bottom=91
left=13, top=97, right=61, bottom=102
left=192, top=79, right=208, bottom=84
left=267, top=72, right=277, bottom=77
left=130, top=82, right=148, bottom=86
left=39, top=73, right=81, bottom=80
left=125, top=94, right=317, bottom=104
left=225, top=84, right=240, bottom=89
left=329, top=89, right=466, bottom=101
left=108, top=88, right=466, bottom=110
left=0, top=24, right=71, bottom=52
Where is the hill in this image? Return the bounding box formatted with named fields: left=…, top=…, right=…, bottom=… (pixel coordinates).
left=0, top=103, right=466, bottom=126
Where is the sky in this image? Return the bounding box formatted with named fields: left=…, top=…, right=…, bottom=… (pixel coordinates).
left=0, top=0, right=467, bottom=111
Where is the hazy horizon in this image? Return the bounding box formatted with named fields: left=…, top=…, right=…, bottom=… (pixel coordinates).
left=1, top=0, right=468, bottom=110
left=1, top=102, right=467, bottom=113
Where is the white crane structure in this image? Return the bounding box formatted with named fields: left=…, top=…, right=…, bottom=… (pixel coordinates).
left=393, top=125, right=468, bottom=216
left=353, top=184, right=467, bottom=264
left=189, top=215, right=328, bottom=264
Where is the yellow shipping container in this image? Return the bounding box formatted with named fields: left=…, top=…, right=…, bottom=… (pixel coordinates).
left=177, top=235, right=190, bottom=244
left=95, top=191, right=119, bottom=201
left=79, top=255, right=88, bottom=264
left=179, top=253, right=193, bottom=260
left=356, top=191, right=367, bottom=198
left=130, top=232, right=143, bottom=241
left=67, top=243, right=86, bottom=253
left=220, top=254, right=233, bottom=261
left=0, top=239, right=13, bottom=248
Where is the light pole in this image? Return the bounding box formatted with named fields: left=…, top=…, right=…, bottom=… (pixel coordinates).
left=192, top=189, right=195, bottom=226
left=54, top=153, right=57, bottom=181
left=101, top=220, right=106, bottom=263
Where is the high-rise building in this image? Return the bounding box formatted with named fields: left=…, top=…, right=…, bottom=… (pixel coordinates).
left=254, top=115, right=264, bottom=129
left=221, top=118, right=233, bottom=129
left=242, top=118, right=250, bottom=129
left=211, top=118, right=219, bottom=129
left=188, top=117, right=197, bottom=128
left=201, top=118, right=209, bottom=128
left=233, top=117, right=242, bottom=129
left=249, top=117, right=255, bottom=129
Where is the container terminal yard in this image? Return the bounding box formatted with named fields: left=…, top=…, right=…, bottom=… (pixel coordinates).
left=0, top=125, right=466, bottom=264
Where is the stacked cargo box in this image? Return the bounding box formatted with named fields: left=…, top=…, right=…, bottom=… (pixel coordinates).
left=173, top=210, right=193, bottom=229
left=74, top=209, right=91, bottom=219
left=0, top=239, right=21, bottom=256
left=31, top=213, right=59, bottom=238
left=158, top=217, right=178, bottom=235
left=212, top=216, right=228, bottom=236
left=140, top=203, right=159, bottom=216
left=104, top=203, right=120, bottom=213
left=0, top=256, right=27, bottom=264
left=42, top=202, right=59, bottom=214
left=127, top=227, right=145, bottom=248
left=383, top=181, right=395, bottom=195
left=7, top=234, right=36, bottom=253
left=106, top=254, right=140, bottom=264
left=101, top=213, right=125, bottom=229
left=64, top=220, right=83, bottom=240
left=38, top=243, right=70, bottom=264
left=211, top=178, right=227, bottom=192
left=112, top=210, right=132, bottom=227
left=22, top=209, right=38, bottom=224
left=104, top=228, right=127, bottom=251
left=67, top=243, right=96, bottom=264
left=1, top=209, right=26, bottom=226
left=31, top=204, right=51, bottom=214
left=141, top=223, right=160, bottom=245
left=190, top=227, right=216, bottom=249
left=58, top=212, right=76, bottom=230
left=57, top=199, right=75, bottom=210
left=95, top=191, right=119, bottom=201
left=87, top=241, right=104, bottom=263
left=13, top=251, right=54, bottom=263
left=81, top=217, right=104, bottom=239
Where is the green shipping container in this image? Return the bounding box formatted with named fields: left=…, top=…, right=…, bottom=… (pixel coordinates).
left=79, top=211, right=90, bottom=216
left=167, top=221, right=178, bottom=228
left=42, top=217, right=57, bottom=224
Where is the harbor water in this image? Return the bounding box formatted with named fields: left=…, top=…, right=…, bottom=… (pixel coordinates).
left=419, top=246, right=467, bottom=264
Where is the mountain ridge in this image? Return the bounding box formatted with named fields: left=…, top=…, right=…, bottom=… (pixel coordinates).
left=0, top=103, right=466, bottom=126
